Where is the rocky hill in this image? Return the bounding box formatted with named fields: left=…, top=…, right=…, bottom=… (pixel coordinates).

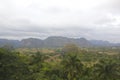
left=0, top=36, right=119, bottom=48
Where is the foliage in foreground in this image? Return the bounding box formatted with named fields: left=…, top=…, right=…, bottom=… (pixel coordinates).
left=0, top=46, right=120, bottom=80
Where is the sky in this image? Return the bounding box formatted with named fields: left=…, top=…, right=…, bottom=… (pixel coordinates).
left=0, top=0, right=120, bottom=42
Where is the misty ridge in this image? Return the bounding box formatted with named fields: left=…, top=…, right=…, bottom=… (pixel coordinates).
left=0, top=36, right=120, bottom=48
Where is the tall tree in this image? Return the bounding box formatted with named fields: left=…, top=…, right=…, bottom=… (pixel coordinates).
left=93, top=59, right=120, bottom=80
left=0, top=48, right=29, bottom=80
left=62, top=54, right=83, bottom=80
left=28, top=52, right=45, bottom=80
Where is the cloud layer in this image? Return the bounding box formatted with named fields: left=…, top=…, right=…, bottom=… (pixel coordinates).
left=0, top=0, right=120, bottom=42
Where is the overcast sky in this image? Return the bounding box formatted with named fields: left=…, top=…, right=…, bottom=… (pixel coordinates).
left=0, top=0, right=120, bottom=42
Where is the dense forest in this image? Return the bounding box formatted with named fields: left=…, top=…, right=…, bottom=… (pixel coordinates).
left=0, top=44, right=120, bottom=80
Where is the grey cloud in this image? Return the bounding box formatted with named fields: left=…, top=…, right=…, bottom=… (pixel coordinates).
left=0, top=0, right=120, bottom=42
left=0, top=24, right=95, bottom=40
left=96, top=0, right=120, bottom=14
left=106, top=0, right=120, bottom=13
left=94, top=15, right=116, bottom=25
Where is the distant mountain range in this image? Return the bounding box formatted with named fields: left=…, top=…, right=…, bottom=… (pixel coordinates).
left=0, top=36, right=120, bottom=48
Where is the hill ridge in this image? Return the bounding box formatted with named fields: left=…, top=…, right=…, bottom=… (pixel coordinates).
left=0, top=36, right=119, bottom=48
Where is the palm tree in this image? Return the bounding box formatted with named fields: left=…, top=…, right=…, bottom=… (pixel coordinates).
left=28, top=52, right=45, bottom=80
left=93, top=59, right=120, bottom=80
left=62, top=54, right=83, bottom=80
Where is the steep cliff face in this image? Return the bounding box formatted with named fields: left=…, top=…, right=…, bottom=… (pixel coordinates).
left=21, top=38, right=44, bottom=48
left=43, top=36, right=92, bottom=48
left=0, top=36, right=119, bottom=48
left=0, top=39, right=20, bottom=48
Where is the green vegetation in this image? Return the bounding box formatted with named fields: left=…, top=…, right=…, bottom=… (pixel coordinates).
left=0, top=44, right=120, bottom=80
